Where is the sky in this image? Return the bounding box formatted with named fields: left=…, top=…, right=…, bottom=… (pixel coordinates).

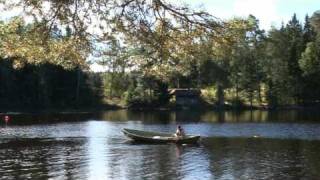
left=181, top=0, right=320, bottom=30
left=1, top=0, right=319, bottom=30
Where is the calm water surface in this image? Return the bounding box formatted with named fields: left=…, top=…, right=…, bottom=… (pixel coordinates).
left=1, top=110, right=320, bottom=179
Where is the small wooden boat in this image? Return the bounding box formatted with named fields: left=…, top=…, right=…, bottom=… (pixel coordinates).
left=122, top=128, right=200, bottom=144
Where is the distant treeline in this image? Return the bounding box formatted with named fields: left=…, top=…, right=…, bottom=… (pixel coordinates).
left=0, top=60, right=102, bottom=110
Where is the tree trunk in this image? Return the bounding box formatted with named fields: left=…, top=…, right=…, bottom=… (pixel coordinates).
left=75, top=67, right=81, bottom=106
left=38, top=66, right=50, bottom=108
left=197, top=62, right=201, bottom=88
left=216, top=84, right=224, bottom=106
left=235, top=75, right=239, bottom=100
left=258, top=84, right=262, bottom=105
left=250, top=92, right=253, bottom=108
left=177, top=78, right=180, bottom=88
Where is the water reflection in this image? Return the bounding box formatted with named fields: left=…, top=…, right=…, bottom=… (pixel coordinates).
left=2, top=109, right=320, bottom=126
left=0, top=132, right=320, bottom=179
left=87, top=121, right=109, bottom=179
left=94, top=109, right=320, bottom=123
left=0, top=138, right=88, bottom=179
left=1, top=110, right=320, bottom=179
left=102, top=143, right=210, bottom=180
left=203, top=137, right=320, bottom=179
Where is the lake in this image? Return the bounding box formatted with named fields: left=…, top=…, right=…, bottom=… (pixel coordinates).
left=1, top=109, right=320, bottom=179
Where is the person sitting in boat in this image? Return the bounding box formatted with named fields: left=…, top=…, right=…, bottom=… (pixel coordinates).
left=175, top=125, right=185, bottom=138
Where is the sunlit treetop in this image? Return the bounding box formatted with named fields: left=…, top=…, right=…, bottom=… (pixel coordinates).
left=1, top=0, right=223, bottom=40
left=0, top=17, right=88, bottom=69
left=311, top=10, right=320, bottom=32
left=0, top=0, right=227, bottom=71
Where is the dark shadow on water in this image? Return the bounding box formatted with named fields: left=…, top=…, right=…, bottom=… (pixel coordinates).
left=2, top=109, right=320, bottom=125
left=0, top=112, right=94, bottom=125
left=125, top=139, right=201, bottom=147
left=0, top=138, right=86, bottom=148
left=0, top=137, right=89, bottom=179
left=200, top=137, right=320, bottom=179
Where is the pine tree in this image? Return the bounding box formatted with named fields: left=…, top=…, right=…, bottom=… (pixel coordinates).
left=303, top=15, right=316, bottom=45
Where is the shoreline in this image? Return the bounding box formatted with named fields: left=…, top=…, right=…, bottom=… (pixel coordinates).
left=1, top=104, right=320, bottom=115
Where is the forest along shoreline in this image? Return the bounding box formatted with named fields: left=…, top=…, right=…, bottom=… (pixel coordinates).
left=1, top=4, right=320, bottom=117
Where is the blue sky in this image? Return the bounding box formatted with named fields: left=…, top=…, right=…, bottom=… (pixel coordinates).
left=182, top=0, right=320, bottom=30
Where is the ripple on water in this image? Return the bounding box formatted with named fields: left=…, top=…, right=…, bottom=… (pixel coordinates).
left=1, top=118, right=320, bottom=179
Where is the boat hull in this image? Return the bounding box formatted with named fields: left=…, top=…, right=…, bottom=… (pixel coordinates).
left=122, top=128, right=200, bottom=144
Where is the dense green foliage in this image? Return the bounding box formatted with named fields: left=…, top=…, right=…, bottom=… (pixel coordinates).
left=0, top=19, right=102, bottom=110
left=100, top=13, right=320, bottom=108
left=0, top=60, right=102, bottom=110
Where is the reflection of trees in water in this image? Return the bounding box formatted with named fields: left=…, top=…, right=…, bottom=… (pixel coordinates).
left=96, top=109, right=320, bottom=123
left=2, top=136, right=319, bottom=179
left=301, top=140, right=320, bottom=176
left=8, top=109, right=320, bottom=125
left=97, top=110, right=269, bottom=123
left=39, top=139, right=88, bottom=179
left=110, top=144, right=181, bottom=179
left=203, top=137, right=320, bottom=179
left=6, top=113, right=93, bottom=125
left=0, top=138, right=87, bottom=179
left=105, top=143, right=208, bottom=179
left=97, top=110, right=175, bottom=124
left=60, top=139, right=88, bottom=179
left=0, top=139, right=49, bottom=179
left=199, top=110, right=269, bottom=123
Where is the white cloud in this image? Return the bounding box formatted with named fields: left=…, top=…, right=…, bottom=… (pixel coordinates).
left=233, top=0, right=280, bottom=29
